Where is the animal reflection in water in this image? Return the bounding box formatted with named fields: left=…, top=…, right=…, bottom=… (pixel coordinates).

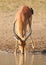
left=13, top=5, right=34, bottom=54
left=15, top=54, right=26, bottom=65
left=15, top=54, right=34, bottom=65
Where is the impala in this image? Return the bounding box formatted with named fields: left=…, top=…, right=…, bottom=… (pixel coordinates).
left=13, top=5, right=34, bottom=54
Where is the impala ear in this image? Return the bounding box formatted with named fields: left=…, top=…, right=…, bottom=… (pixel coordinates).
left=30, top=8, right=34, bottom=15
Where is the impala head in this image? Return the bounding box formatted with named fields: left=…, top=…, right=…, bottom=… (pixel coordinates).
left=13, top=21, right=32, bottom=54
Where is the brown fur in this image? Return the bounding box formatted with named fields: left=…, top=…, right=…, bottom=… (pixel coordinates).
left=14, top=5, right=34, bottom=53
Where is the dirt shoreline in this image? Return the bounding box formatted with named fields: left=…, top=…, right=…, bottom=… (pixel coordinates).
left=0, top=0, right=46, bottom=51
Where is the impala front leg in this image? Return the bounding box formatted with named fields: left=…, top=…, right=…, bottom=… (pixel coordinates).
left=19, top=45, right=23, bottom=54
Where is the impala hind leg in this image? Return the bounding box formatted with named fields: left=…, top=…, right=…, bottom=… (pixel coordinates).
left=31, top=40, right=35, bottom=49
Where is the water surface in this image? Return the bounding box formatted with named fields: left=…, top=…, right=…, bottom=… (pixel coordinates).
left=0, top=51, right=46, bottom=65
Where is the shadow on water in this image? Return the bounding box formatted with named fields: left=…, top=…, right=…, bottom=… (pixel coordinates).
left=0, top=50, right=46, bottom=65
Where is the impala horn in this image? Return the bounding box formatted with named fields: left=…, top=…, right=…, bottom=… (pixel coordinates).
left=13, top=21, right=32, bottom=42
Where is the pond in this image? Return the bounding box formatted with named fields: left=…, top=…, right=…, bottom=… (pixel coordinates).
left=0, top=50, right=46, bottom=65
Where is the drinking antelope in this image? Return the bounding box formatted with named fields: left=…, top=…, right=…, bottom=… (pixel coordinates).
left=13, top=5, right=34, bottom=54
